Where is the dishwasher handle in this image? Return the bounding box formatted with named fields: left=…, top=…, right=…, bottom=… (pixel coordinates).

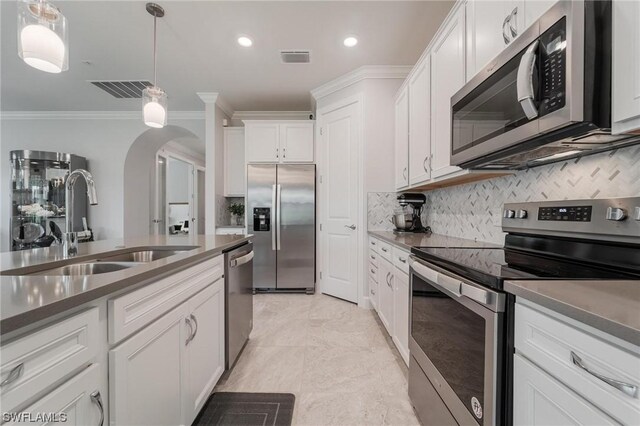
left=230, top=251, right=254, bottom=268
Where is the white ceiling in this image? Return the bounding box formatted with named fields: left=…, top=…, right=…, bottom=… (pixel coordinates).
left=1, top=1, right=454, bottom=112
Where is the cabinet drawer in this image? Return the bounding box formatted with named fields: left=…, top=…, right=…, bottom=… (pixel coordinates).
left=368, top=249, right=379, bottom=269
left=377, top=241, right=393, bottom=262
left=0, top=308, right=99, bottom=413
left=369, top=237, right=380, bottom=253
left=392, top=247, right=410, bottom=275
left=109, top=255, right=223, bottom=344
left=515, top=301, right=640, bottom=424
left=368, top=262, right=378, bottom=283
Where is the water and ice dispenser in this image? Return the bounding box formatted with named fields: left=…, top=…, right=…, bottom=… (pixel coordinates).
left=253, top=207, right=271, bottom=231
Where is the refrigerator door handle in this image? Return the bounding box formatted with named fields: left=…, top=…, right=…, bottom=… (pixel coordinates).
left=271, top=184, right=277, bottom=251
left=276, top=184, right=282, bottom=250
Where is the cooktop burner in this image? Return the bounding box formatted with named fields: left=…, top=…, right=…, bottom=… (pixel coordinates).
left=411, top=246, right=640, bottom=290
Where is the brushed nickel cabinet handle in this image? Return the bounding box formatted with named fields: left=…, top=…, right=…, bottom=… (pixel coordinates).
left=90, top=391, right=104, bottom=426
left=571, top=352, right=637, bottom=397
left=381, top=247, right=388, bottom=253
left=190, top=314, right=199, bottom=342
left=423, top=156, right=429, bottom=173
left=399, top=257, right=407, bottom=264
left=185, top=317, right=194, bottom=345
left=503, top=14, right=511, bottom=45
left=509, top=7, right=518, bottom=38
left=370, top=268, right=376, bottom=274
left=0, top=363, right=24, bottom=387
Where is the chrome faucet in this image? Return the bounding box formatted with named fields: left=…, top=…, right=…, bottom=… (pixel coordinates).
left=63, top=169, right=98, bottom=257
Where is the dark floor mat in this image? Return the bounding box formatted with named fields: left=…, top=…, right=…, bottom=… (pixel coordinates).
left=193, top=392, right=295, bottom=426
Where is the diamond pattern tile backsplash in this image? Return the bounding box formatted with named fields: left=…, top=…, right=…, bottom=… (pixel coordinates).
left=367, top=145, right=640, bottom=244
left=425, top=145, right=640, bottom=244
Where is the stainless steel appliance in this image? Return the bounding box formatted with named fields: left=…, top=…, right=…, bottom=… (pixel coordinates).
left=451, top=0, right=638, bottom=170
left=224, top=242, right=254, bottom=369
left=247, top=164, right=315, bottom=293
left=409, top=197, right=640, bottom=425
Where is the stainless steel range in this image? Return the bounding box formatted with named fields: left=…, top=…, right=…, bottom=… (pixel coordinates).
left=408, top=197, right=640, bottom=425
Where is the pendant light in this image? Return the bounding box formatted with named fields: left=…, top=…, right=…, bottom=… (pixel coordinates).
left=142, top=3, right=167, bottom=129
left=17, top=0, right=69, bottom=73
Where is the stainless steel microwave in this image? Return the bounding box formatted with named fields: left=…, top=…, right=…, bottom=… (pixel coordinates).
left=451, top=0, right=637, bottom=170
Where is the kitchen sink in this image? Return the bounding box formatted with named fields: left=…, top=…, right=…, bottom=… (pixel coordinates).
left=33, top=262, right=139, bottom=276
left=96, top=249, right=189, bottom=263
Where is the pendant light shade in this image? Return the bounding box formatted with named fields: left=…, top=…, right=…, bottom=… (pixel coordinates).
left=142, top=86, right=168, bottom=128
left=18, top=0, right=68, bottom=73
left=143, top=3, right=167, bottom=128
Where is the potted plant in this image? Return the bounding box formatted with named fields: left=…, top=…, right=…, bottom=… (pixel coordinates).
left=228, top=203, right=245, bottom=226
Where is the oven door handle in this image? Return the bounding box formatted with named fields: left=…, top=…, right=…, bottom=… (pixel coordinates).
left=411, top=259, right=462, bottom=297
left=517, top=40, right=539, bottom=120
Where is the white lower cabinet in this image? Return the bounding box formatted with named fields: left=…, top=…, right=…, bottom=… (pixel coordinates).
left=392, top=270, right=410, bottom=366
left=6, top=364, right=104, bottom=426
left=514, top=354, right=617, bottom=425
left=110, top=279, right=225, bottom=426
left=377, top=257, right=395, bottom=336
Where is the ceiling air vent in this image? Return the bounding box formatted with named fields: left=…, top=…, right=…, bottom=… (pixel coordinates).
left=281, top=50, right=310, bottom=64
left=89, top=80, right=152, bottom=99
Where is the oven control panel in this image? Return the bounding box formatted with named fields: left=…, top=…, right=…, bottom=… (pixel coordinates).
left=538, top=206, right=592, bottom=222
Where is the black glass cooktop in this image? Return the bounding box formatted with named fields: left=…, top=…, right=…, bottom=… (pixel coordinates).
left=411, top=246, right=640, bottom=290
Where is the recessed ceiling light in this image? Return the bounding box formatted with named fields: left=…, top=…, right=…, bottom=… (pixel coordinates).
left=238, top=36, right=253, bottom=47
left=343, top=36, right=358, bottom=47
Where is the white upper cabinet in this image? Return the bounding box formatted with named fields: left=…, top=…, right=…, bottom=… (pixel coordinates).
left=612, top=0, right=640, bottom=134
left=224, top=128, right=245, bottom=196
left=395, top=85, right=410, bottom=190
left=524, top=0, right=558, bottom=27
left=245, top=121, right=314, bottom=163
left=280, top=122, right=314, bottom=163
left=408, top=55, right=432, bottom=186
left=431, top=4, right=465, bottom=179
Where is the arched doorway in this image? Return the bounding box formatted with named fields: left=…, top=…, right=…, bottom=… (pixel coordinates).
left=123, top=125, right=203, bottom=238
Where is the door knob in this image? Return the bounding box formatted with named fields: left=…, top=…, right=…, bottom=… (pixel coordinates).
left=345, top=224, right=356, bottom=230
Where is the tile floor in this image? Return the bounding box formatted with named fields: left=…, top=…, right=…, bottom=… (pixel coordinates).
left=215, top=292, right=420, bottom=426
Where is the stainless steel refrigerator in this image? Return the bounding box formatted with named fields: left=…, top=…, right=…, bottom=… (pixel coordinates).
left=247, top=164, right=315, bottom=292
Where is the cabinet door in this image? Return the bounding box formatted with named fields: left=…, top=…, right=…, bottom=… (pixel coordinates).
left=109, top=306, right=187, bottom=426
left=524, top=0, right=558, bottom=27
left=393, top=270, right=410, bottom=366
left=431, top=5, right=465, bottom=179
left=395, top=85, right=410, bottom=189
left=612, top=0, right=640, bottom=134
left=184, top=281, right=225, bottom=424
left=224, top=128, right=245, bottom=196
left=377, top=259, right=394, bottom=337
left=368, top=273, right=378, bottom=311
left=7, top=364, right=104, bottom=426
left=408, top=56, right=431, bottom=186
left=513, top=354, right=617, bottom=425
left=245, top=122, right=279, bottom=163
left=280, top=123, right=314, bottom=163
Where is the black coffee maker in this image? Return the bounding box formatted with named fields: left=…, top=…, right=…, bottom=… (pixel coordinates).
left=397, top=193, right=429, bottom=233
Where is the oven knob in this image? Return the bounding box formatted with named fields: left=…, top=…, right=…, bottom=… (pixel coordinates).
left=605, top=207, right=627, bottom=221
left=503, top=209, right=515, bottom=219
left=634, top=207, right=640, bottom=221
left=516, top=209, right=528, bottom=219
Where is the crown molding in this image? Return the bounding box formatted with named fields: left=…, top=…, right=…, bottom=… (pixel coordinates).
left=232, top=111, right=313, bottom=121
left=196, top=92, right=235, bottom=118
left=0, top=110, right=205, bottom=120
left=310, top=65, right=413, bottom=101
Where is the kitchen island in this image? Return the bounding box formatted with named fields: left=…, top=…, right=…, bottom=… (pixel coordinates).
left=0, top=234, right=250, bottom=426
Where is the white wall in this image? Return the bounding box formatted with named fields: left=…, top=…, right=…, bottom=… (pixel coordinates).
left=0, top=116, right=204, bottom=251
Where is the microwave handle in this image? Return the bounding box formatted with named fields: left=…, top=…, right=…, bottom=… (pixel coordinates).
left=517, top=40, right=539, bottom=120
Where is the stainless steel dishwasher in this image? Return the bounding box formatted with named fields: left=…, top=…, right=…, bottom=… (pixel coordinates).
left=224, top=242, right=254, bottom=370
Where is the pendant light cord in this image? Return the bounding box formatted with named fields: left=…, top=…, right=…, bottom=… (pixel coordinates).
left=153, top=14, right=157, bottom=87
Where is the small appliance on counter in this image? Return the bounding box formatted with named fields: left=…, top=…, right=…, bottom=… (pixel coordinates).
left=394, top=193, right=430, bottom=233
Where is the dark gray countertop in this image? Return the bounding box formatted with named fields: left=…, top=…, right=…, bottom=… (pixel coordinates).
left=0, top=234, right=251, bottom=335
left=368, top=230, right=500, bottom=251
left=505, top=280, right=640, bottom=346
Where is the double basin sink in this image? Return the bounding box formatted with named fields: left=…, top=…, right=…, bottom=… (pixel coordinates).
left=29, top=247, right=198, bottom=276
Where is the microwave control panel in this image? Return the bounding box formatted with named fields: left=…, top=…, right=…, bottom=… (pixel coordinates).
left=538, top=17, right=566, bottom=117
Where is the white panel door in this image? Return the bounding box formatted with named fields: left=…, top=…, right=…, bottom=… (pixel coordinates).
left=184, top=282, right=225, bottom=425
left=393, top=270, right=410, bottom=366
left=7, top=365, right=103, bottom=426
left=612, top=0, right=640, bottom=134
left=513, top=354, right=617, bottom=426
left=224, top=128, right=245, bottom=196
left=395, top=85, right=410, bottom=189
left=281, top=122, right=314, bottom=163
left=109, top=305, right=186, bottom=426
left=245, top=122, right=279, bottom=163
left=431, top=5, right=465, bottom=179
left=319, top=101, right=360, bottom=303
left=408, top=55, right=431, bottom=186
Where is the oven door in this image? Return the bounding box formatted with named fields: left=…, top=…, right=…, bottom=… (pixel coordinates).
left=409, top=256, right=505, bottom=426
left=451, top=0, right=585, bottom=168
